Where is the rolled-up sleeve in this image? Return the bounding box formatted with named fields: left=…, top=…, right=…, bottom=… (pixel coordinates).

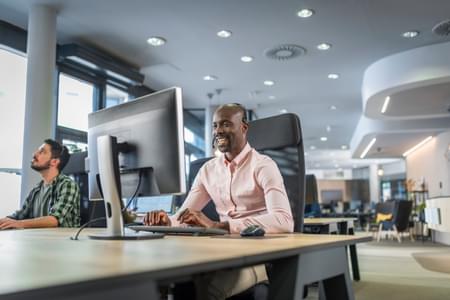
left=169, top=170, right=211, bottom=226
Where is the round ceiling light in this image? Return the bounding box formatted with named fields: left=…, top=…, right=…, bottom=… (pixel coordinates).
left=217, top=30, right=232, bottom=38
left=264, top=80, right=275, bottom=86
left=317, top=43, right=331, bottom=50
left=264, top=44, right=306, bottom=61
left=203, top=75, right=217, bottom=81
left=297, top=9, right=314, bottom=18
left=328, top=73, right=339, bottom=79
left=241, top=56, right=253, bottom=62
left=402, top=30, right=419, bottom=38
left=147, top=36, right=166, bottom=46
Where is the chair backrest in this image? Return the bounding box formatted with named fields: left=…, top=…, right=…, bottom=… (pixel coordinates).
left=375, top=201, right=396, bottom=215
left=305, top=174, right=318, bottom=205
left=247, top=113, right=305, bottom=232
left=393, top=200, right=413, bottom=232
left=187, top=157, right=220, bottom=221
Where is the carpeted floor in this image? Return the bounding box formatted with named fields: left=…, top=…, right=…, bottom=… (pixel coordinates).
left=412, top=251, right=450, bottom=274
left=306, top=235, right=450, bottom=299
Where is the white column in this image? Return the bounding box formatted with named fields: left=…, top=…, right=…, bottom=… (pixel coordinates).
left=204, top=105, right=218, bottom=157
left=20, top=5, right=57, bottom=201
left=369, top=164, right=380, bottom=203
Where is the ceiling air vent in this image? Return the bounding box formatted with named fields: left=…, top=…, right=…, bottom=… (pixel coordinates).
left=432, top=19, right=450, bottom=36
left=264, top=44, right=306, bottom=61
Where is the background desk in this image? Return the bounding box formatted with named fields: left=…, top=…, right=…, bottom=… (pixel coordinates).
left=0, top=228, right=370, bottom=300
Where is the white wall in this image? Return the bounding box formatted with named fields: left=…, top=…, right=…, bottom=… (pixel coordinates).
left=406, top=130, right=450, bottom=197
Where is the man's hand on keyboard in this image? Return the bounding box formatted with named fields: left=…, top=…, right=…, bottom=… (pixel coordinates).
left=0, top=217, right=22, bottom=230
left=177, top=208, right=214, bottom=228
left=143, top=210, right=171, bottom=226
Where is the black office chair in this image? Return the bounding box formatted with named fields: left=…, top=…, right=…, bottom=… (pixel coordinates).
left=304, top=174, right=321, bottom=218
left=63, top=151, right=92, bottom=226
left=378, top=200, right=414, bottom=242
left=246, top=113, right=306, bottom=232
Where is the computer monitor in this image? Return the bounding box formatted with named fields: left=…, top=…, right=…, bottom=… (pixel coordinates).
left=87, top=87, right=186, bottom=239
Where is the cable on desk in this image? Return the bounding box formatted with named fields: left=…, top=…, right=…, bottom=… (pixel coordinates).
left=123, top=170, right=143, bottom=212
left=70, top=217, right=106, bottom=240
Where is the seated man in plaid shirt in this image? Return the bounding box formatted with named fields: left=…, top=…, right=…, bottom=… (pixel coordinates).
left=0, top=139, right=80, bottom=229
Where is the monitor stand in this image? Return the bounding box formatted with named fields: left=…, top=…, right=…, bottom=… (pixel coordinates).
left=89, top=135, right=163, bottom=240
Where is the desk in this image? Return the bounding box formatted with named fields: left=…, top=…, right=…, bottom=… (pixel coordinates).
left=304, top=218, right=361, bottom=281
left=0, top=228, right=370, bottom=300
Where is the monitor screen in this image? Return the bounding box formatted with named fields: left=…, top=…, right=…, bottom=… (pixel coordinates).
left=321, top=189, right=343, bottom=204
left=87, top=87, right=186, bottom=201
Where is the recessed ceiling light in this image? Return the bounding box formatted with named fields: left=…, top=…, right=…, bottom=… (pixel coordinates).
left=402, top=31, right=419, bottom=38
left=280, top=109, right=288, bottom=113
left=268, top=95, right=276, bottom=100
left=147, top=36, right=166, bottom=46
left=241, top=56, right=253, bottom=62
left=341, top=145, right=348, bottom=150
left=329, top=105, right=337, bottom=110
left=310, top=145, right=316, bottom=150
left=297, top=9, right=314, bottom=18
left=381, top=96, right=390, bottom=114
left=402, top=136, right=433, bottom=157
left=328, top=73, right=339, bottom=79
left=317, top=43, right=331, bottom=50
left=320, top=137, right=327, bottom=141
left=326, top=125, right=331, bottom=132
left=360, top=137, right=376, bottom=158
left=217, top=30, right=232, bottom=38
left=264, top=80, right=275, bottom=86
left=203, top=75, right=217, bottom=81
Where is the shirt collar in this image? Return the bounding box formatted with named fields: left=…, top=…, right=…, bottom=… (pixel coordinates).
left=223, top=143, right=252, bottom=167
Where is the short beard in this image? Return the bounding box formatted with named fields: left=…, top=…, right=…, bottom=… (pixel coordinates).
left=31, top=160, right=51, bottom=172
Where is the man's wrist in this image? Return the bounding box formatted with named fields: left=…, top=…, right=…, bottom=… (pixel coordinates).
left=213, top=221, right=230, bottom=232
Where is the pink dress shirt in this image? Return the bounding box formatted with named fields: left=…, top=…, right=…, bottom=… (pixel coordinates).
left=170, top=143, right=294, bottom=233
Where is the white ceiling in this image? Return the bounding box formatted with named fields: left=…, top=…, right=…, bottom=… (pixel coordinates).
left=1, top=0, right=450, bottom=170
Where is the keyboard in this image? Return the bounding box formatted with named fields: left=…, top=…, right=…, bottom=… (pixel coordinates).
left=127, top=225, right=228, bottom=236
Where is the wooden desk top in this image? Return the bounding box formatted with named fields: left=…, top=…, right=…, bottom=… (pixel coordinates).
left=0, top=228, right=371, bottom=296
left=304, top=217, right=357, bottom=225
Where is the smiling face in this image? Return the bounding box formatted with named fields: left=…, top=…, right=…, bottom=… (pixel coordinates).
left=213, top=105, right=248, bottom=161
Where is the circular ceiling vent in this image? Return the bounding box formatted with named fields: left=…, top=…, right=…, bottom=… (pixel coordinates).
left=264, top=44, right=306, bottom=61
left=432, top=19, right=450, bottom=36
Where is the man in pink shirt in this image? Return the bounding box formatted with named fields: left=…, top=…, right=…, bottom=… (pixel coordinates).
left=145, top=103, right=294, bottom=299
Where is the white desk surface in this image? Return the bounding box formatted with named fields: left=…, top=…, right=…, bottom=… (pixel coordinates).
left=0, top=228, right=371, bottom=297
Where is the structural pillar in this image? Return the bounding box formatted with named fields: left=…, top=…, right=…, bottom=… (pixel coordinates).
left=20, top=5, right=57, bottom=201
left=204, top=105, right=218, bottom=157
left=369, top=163, right=380, bottom=203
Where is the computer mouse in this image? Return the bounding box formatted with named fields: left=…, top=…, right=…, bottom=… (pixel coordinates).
left=240, top=225, right=265, bottom=237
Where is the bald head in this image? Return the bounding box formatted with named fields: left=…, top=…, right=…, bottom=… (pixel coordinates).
left=215, top=103, right=248, bottom=125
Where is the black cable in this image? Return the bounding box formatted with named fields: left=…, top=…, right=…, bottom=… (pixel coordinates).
left=70, top=217, right=106, bottom=240
left=123, top=170, right=143, bottom=212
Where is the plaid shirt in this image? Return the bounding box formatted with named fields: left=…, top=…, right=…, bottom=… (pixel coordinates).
left=10, top=173, right=80, bottom=227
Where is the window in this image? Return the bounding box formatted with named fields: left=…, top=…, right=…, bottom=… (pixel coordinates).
left=106, top=84, right=130, bottom=108
left=0, top=47, right=27, bottom=214
left=57, top=73, right=94, bottom=132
